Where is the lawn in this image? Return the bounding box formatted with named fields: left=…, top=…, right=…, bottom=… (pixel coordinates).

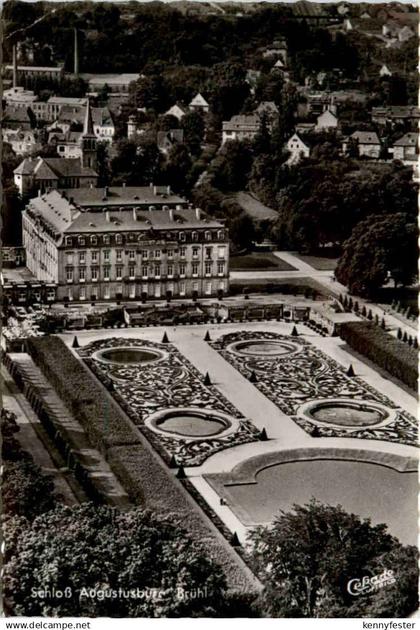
left=230, top=253, right=296, bottom=272
left=294, top=254, right=338, bottom=271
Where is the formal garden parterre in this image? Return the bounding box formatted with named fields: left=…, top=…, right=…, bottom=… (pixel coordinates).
left=78, top=337, right=261, bottom=466
left=209, top=331, right=417, bottom=447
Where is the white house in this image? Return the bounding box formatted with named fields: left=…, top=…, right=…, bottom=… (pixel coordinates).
left=391, top=132, right=418, bottom=162
left=398, top=26, right=415, bottom=42
left=379, top=64, right=393, bottom=77
left=2, top=128, right=41, bottom=156
left=315, top=109, right=339, bottom=131
left=286, top=133, right=311, bottom=164
left=189, top=93, right=209, bottom=113
left=343, top=19, right=353, bottom=31
left=3, top=86, right=38, bottom=107
left=165, top=103, right=189, bottom=121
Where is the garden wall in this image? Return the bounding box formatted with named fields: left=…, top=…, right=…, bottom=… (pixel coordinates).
left=339, top=322, right=418, bottom=392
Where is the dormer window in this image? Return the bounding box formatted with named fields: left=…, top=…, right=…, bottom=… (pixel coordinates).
left=78, top=236, right=85, bottom=246
left=103, top=235, right=110, bottom=245
left=217, top=230, right=225, bottom=241
left=115, top=234, right=123, bottom=244
left=179, top=232, right=186, bottom=242
left=192, top=231, right=198, bottom=241
left=205, top=230, right=212, bottom=241
left=90, top=235, right=97, bottom=245
left=65, top=236, right=72, bottom=246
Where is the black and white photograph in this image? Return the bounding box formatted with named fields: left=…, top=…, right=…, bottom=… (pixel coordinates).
left=1, top=0, right=419, bottom=623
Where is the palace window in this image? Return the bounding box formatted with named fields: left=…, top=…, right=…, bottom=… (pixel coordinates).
left=167, top=249, right=174, bottom=259
left=179, top=246, right=186, bottom=258
left=205, top=262, right=212, bottom=276
left=218, top=246, right=226, bottom=259
left=142, top=266, right=148, bottom=279
left=128, top=265, right=135, bottom=279
left=205, top=230, right=212, bottom=241
left=92, top=251, right=98, bottom=263
left=103, top=266, right=110, bottom=280
left=103, top=250, right=110, bottom=262
left=128, top=250, right=135, bottom=260
left=217, top=261, right=225, bottom=275
left=116, top=249, right=122, bottom=261
left=179, top=263, right=186, bottom=277
left=192, top=231, right=198, bottom=241
left=79, top=267, right=86, bottom=282
left=192, top=262, right=199, bottom=277
left=116, top=265, right=123, bottom=280
left=78, top=236, right=85, bottom=246
left=192, top=247, right=199, bottom=259
left=217, top=230, right=225, bottom=241
left=66, top=268, right=73, bottom=283
left=167, top=264, right=174, bottom=278
left=116, top=234, right=123, bottom=245
left=179, top=232, right=186, bottom=242
left=79, top=251, right=86, bottom=264
left=90, top=235, right=97, bottom=245
left=91, top=267, right=98, bottom=282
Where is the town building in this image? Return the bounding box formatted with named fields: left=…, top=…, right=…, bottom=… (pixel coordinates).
left=14, top=101, right=99, bottom=194
left=4, top=64, right=65, bottom=82
left=22, top=189, right=230, bottom=302
left=342, top=131, right=381, bottom=158
left=80, top=73, right=141, bottom=94
left=157, top=129, right=184, bottom=155
left=379, top=64, right=393, bottom=77
left=285, top=133, right=311, bottom=164
left=189, top=93, right=209, bottom=113
left=371, top=106, right=420, bottom=126
left=3, top=105, right=36, bottom=131
left=48, top=105, right=115, bottom=144
left=2, top=128, right=41, bottom=156
left=31, top=96, right=87, bottom=123
left=222, top=114, right=260, bottom=144
left=3, top=85, right=38, bottom=107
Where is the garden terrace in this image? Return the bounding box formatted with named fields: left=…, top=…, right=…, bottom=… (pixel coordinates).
left=78, top=337, right=261, bottom=467
left=339, top=321, right=418, bottom=392
left=209, top=331, right=417, bottom=446
left=22, top=336, right=260, bottom=595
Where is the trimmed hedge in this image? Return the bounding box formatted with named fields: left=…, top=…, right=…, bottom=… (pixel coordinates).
left=107, top=445, right=259, bottom=594
left=339, top=322, right=418, bottom=391
left=26, top=336, right=141, bottom=451
left=25, top=336, right=259, bottom=595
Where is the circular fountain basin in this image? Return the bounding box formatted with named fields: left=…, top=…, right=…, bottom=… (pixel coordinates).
left=146, top=407, right=239, bottom=440
left=298, top=398, right=395, bottom=430
left=94, top=346, right=165, bottom=366
left=228, top=339, right=299, bottom=358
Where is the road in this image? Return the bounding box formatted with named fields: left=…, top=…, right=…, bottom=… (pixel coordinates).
left=232, top=251, right=417, bottom=338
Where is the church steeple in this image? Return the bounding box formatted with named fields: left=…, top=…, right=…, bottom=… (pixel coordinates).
left=80, top=99, right=97, bottom=170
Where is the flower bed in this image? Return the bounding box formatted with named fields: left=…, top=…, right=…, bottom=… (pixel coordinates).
left=79, top=337, right=261, bottom=466
left=209, top=331, right=417, bottom=447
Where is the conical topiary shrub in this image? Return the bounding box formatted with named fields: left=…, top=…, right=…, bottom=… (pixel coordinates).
left=176, top=465, right=186, bottom=479
left=204, top=330, right=211, bottom=342
left=231, top=532, right=241, bottom=547
left=291, top=325, right=298, bottom=337
left=361, top=305, right=367, bottom=317
left=397, top=328, right=402, bottom=340
left=367, top=309, right=373, bottom=321
left=347, top=364, right=355, bottom=377
left=414, top=338, right=418, bottom=349
left=204, top=372, right=211, bottom=386
left=249, top=370, right=258, bottom=383
left=169, top=455, right=178, bottom=469
left=354, top=301, right=359, bottom=313
left=259, top=428, right=268, bottom=441
left=72, top=336, right=79, bottom=348
left=311, top=426, right=321, bottom=437
left=408, top=336, right=413, bottom=346
left=381, top=318, right=386, bottom=329
left=161, top=331, right=169, bottom=343
left=403, top=331, right=408, bottom=343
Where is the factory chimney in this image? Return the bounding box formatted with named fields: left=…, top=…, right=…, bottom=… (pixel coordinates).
left=74, top=28, right=79, bottom=77
left=12, top=45, right=18, bottom=88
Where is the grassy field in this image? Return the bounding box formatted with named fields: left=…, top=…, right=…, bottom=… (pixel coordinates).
left=293, top=254, right=338, bottom=271
left=230, top=253, right=296, bottom=272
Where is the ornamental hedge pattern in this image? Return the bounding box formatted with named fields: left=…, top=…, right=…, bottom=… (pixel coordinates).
left=209, top=331, right=417, bottom=447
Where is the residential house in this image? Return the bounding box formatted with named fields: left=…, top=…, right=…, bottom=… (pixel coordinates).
left=342, top=131, right=381, bottom=158
left=343, top=19, right=353, bottom=31
left=222, top=114, right=260, bottom=144
left=3, top=105, right=36, bottom=131
left=165, top=103, right=189, bottom=121
left=189, top=93, right=209, bottom=113
left=31, top=97, right=87, bottom=123
left=157, top=129, right=185, bottom=155
left=379, top=64, right=393, bottom=77
left=285, top=133, right=311, bottom=164
left=2, top=128, right=41, bottom=156
left=48, top=131, right=84, bottom=159
left=398, top=26, right=415, bottom=42
left=361, top=12, right=371, bottom=19
left=80, top=73, right=142, bottom=94
left=315, top=109, right=339, bottom=131
left=390, top=132, right=418, bottom=162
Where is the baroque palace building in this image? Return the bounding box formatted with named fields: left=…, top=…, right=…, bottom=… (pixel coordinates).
left=22, top=187, right=230, bottom=302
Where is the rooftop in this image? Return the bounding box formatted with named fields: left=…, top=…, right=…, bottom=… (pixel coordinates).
left=393, top=132, right=419, bottom=147
left=350, top=131, right=380, bottom=144
left=58, top=186, right=187, bottom=208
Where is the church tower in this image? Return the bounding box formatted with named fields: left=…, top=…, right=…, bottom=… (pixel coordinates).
left=80, top=100, right=97, bottom=170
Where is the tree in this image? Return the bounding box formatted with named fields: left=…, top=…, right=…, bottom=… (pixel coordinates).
left=4, top=504, right=227, bottom=617
left=165, top=143, right=192, bottom=194
left=181, top=111, right=205, bottom=156
left=207, top=62, right=250, bottom=121
left=336, top=213, right=418, bottom=298
left=248, top=500, right=418, bottom=618
left=228, top=213, right=256, bottom=251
